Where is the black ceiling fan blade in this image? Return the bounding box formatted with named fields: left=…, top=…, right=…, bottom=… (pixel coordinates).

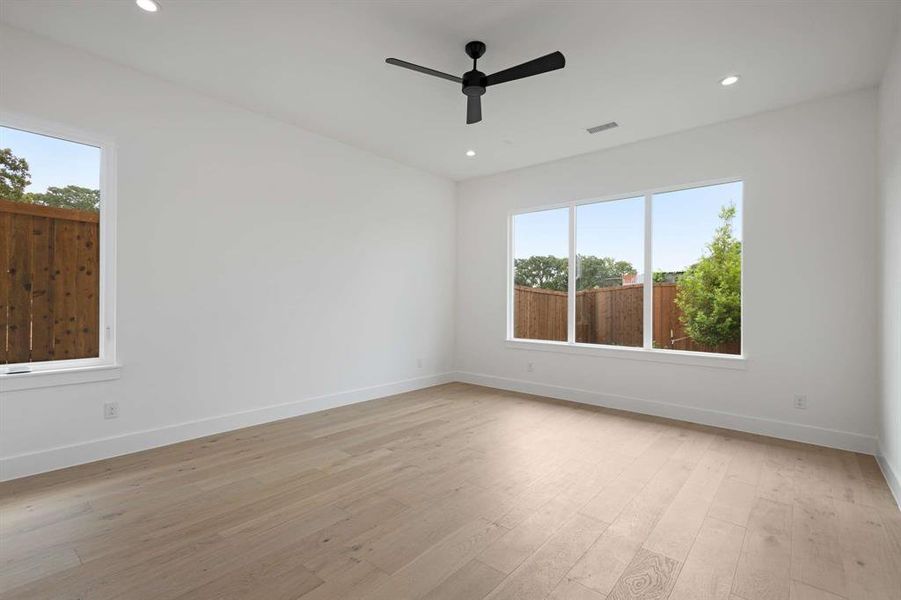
left=385, top=58, right=462, bottom=83
left=466, top=95, right=482, bottom=124
left=485, top=51, right=565, bottom=87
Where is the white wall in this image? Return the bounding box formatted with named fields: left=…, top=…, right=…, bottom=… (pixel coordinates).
left=878, top=25, right=901, bottom=501
left=456, top=89, right=880, bottom=453
left=0, top=26, right=456, bottom=480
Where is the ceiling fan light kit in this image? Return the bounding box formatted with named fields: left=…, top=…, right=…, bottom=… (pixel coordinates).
left=386, top=41, right=566, bottom=124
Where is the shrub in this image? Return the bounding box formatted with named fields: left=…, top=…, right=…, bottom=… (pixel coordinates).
left=675, top=205, right=741, bottom=347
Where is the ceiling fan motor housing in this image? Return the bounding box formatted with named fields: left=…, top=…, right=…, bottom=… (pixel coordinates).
left=462, top=70, right=487, bottom=97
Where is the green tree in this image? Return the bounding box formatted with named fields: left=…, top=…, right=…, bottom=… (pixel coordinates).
left=0, top=148, right=31, bottom=200
left=514, top=255, right=636, bottom=292
left=0, top=148, right=100, bottom=212
left=577, top=256, right=635, bottom=290
left=514, top=255, right=568, bottom=291
left=675, top=204, right=741, bottom=347
left=26, top=185, right=100, bottom=212
left=653, top=271, right=683, bottom=283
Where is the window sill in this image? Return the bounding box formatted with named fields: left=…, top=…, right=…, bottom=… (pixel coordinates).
left=0, top=364, right=122, bottom=392
left=505, top=339, right=747, bottom=370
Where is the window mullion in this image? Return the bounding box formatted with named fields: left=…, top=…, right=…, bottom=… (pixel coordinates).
left=643, top=194, right=653, bottom=349
left=567, top=204, right=576, bottom=344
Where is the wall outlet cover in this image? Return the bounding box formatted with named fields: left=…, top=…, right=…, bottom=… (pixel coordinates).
left=104, top=402, right=120, bottom=419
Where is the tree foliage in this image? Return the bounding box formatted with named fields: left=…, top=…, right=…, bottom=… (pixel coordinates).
left=674, top=204, right=742, bottom=347
left=578, top=256, right=636, bottom=289
left=0, top=148, right=31, bottom=199
left=26, top=186, right=100, bottom=212
left=653, top=271, right=682, bottom=283
left=0, top=147, right=99, bottom=212
left=514, top=255, right=636, bottom=292
left=514, top=255, right=568, bottom=291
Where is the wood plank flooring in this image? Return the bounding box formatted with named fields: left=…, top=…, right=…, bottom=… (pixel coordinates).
left=1, top=383, right=899, bottom=600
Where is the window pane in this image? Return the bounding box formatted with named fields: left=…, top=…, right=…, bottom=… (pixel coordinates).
left=513, top=207, right=569, bottom=341
left=652, top=181, right=742, bottom=354
left=1, top=126, right=102, bottom=365
left=575, top=197, right=644, bottom=347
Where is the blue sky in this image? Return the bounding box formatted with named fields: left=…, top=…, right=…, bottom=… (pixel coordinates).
left=1, top=126, right=100, bottom=193
left=513, top=181, right=743, bottom=272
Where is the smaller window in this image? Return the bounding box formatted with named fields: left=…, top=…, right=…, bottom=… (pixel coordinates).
left=512, top=207, right=569, bottom=342
left=1, top=120, right=116, bottom=373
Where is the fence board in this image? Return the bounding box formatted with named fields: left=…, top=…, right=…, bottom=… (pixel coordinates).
left=51, top=218, right=78, bottom=361
left=8, top=214, right=32, bottom=363
left=0, top=211, right=10, bottom=364
left=31, top=216, right=54, bottom=361
left=75, top=221, right=99, bottom=358
left=575, top=291, right=592, bottom=343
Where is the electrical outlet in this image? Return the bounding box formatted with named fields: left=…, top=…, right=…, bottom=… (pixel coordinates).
left=527, top=362, right=534, bottom=373
left=417, top=358, right=423, bottom=369
left=104, top=402, right=119, bottom=419
left=793, top=395, right=808, bottom=410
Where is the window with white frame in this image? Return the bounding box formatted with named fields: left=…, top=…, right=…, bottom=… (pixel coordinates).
left=510, top=181, right=742, bottom=356
left=1, top=119, right=116, bottom=374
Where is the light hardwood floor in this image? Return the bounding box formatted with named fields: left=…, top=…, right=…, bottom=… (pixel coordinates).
left=1, top=383, right=899, bottom=600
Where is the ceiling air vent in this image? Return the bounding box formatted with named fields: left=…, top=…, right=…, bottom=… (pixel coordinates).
left=587, top=121, right=618, bottom=134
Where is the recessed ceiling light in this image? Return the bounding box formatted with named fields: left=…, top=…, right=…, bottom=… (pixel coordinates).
left=136, top=0, right=160, bottom=13
left=465, top=150, right=476, bottom=157
left=720, top=75, right=740, bottom=87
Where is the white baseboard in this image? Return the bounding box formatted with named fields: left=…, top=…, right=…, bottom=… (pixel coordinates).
left=1, top=370, right=880, bottom=482
left=876, top=444, right=901, bottom=510
left=455, top=371, right=878, bottom=455
left=0, top=372, right=455, bottom=482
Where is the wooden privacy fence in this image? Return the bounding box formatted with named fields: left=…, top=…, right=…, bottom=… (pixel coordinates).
left=0, top=199, right=100, bottom=364
left=514, top=283, right=740, bottom=354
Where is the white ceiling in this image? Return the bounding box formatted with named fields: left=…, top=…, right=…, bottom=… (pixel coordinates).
left=1, top=1, right=898, bottom=180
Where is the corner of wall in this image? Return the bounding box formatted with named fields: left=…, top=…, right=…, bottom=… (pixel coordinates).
left=877, top=442, right=901, bottom=509
left=876, top=7, right=901, bottom=510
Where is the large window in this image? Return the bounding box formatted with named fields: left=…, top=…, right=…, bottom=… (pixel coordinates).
left=1, top=119, right=116, bottom=375
left=509, top=181, right=742, bottom=357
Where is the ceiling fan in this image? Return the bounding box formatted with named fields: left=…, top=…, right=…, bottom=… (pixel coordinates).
left=385, top=41, right=565, bottom=125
